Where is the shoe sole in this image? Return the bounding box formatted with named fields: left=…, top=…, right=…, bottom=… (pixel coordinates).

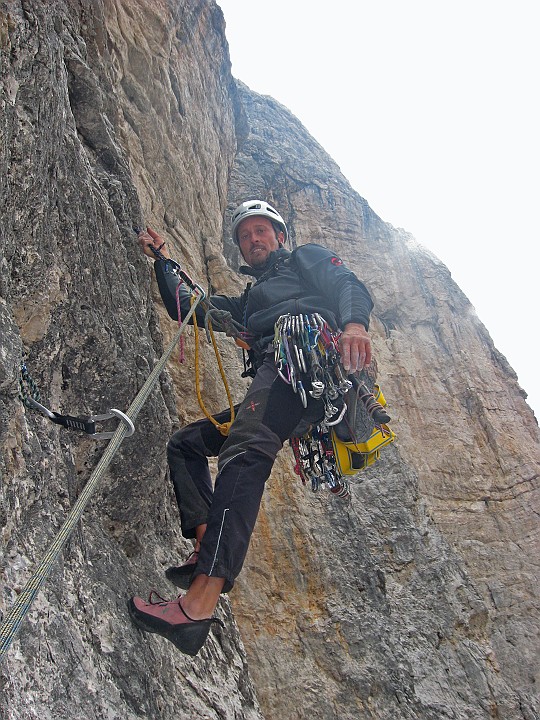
left=127, top=599, right=212, bottom=656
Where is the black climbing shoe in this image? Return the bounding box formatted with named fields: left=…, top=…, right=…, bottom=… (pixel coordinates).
left=127, top=592, right=223, bottom=657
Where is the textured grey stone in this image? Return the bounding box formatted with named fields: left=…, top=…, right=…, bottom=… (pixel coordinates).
left=1, top=1, right=538, bottom=719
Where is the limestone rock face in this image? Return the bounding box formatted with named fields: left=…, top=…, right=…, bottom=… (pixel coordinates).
left=1, top=2, right=259, bottom=719
left=1, top=2, right=538, bottom=720
left=227, top=86, right=540, bottom=720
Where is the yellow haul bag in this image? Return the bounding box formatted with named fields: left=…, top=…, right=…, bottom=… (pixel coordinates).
left=331, top=424, right=396, bottom=476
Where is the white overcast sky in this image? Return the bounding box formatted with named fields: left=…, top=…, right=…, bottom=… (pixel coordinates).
left=217, top=0, right=539, bottom=417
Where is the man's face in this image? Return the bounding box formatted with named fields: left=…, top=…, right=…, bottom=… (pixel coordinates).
left=237, top=216, right=284, bottom=267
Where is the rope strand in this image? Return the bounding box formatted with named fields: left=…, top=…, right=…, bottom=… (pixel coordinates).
left=0, top=291, right=204, bottom=664
left=192, top=299, right=235, bottom=436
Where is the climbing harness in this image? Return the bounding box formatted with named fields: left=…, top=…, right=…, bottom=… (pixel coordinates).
left=0, top=267, right=206, bottom=664
left=273, top=313, right=396, bottom=501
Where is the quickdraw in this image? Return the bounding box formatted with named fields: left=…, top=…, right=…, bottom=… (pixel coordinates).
left=19, top=362, right=135, bottom=440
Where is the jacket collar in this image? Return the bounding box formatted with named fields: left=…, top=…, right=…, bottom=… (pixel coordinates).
left=239, top=246, right=291, bottom=278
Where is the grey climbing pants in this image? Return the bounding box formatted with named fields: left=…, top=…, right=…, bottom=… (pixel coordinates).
left=167, top=350, right=324, bottom=591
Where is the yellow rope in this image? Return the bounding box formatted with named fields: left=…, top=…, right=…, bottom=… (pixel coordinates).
left=192, top=299, right=235, bottom=436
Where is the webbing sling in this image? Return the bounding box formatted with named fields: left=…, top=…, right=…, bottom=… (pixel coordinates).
left=0, top=289, right=204, bottom=663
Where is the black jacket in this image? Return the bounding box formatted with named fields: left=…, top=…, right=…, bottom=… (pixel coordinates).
left=154, top=244, right=373, bottom=355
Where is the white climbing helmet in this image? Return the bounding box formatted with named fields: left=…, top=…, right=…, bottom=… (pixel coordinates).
left=231, top=200, right=288, bottom=244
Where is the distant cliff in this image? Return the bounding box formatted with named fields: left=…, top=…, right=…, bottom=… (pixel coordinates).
left=1, top=2, right=538, bottom=719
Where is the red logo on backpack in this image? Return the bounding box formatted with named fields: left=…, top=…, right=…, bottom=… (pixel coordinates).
left=331, top=257, right=343, bottom=265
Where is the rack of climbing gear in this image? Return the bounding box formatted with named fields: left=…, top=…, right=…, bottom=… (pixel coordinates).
left=0, top=258, right=206, bottom=665
left=290, top=428, right=351, bottom=499
left=273, top=313, right=352, bottom=418
left=272, top=313, right=396, bottom=501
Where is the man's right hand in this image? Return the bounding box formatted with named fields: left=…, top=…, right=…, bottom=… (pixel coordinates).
left=339, top=322, right=372, bottom=373
left=138, top=227, right=171, bottom=260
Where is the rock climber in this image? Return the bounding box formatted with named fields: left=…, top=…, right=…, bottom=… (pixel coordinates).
left=129, top=200, right=374, bottom=656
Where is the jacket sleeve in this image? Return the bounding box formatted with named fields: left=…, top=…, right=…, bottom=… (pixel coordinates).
left=153, top=258, right=245, bottom=324
left=293, top=244, right=374, bottom=329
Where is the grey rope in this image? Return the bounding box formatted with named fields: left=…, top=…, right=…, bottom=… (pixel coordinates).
left=0, top=292, right=203, bottom=663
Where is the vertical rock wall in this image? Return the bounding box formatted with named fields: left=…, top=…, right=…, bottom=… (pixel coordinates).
left=1, top=2, right=538, bottom=719
left=225, top=85, right=540, bottom=720
left=1, top=2, right=260, bottom=719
